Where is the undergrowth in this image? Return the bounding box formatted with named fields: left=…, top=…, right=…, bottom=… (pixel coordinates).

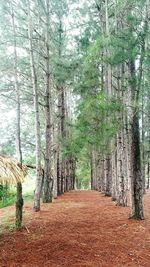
left=0, top=190, right=33, bottom=208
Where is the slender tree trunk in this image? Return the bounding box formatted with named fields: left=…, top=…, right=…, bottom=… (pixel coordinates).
left=57, top=147, right=61, bottom=195
left=11, top=7, right=23, bottom=228
left=111, top=148, right=117, bottom=201
left=91, top=148, right=97, bottom=190
left=52, top=125, right=57, bottom=199
left=141, top=91, right=145, bottom=192
left=43, top=0, right=53, bottom=203
left=72, top=158, right=76, bottom=190
left=60, top=87, right=66, bottom=194
left=105, top=0, right=112, bottom=196
left=105, top=156, right=112, bottom=196
left=116, top=64, right=128, bottom=206
left=28, top=1, right=43, bottom=211
left=56, top=17, right=67, bottom=195
left=100, top=158, right=105, bottom=193
left=91, top=152, right=94, bottom=190
left=147, top=161, right=150, bottom=189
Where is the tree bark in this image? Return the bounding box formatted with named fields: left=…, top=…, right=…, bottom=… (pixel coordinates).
left=28, top=0, right=43, bottom=211
left=104, top=156, right=112, bottom=196
left=43, top=0, right=53, bottom=203
left=11, top=7, right=23, bottom=228
left=129, top=59, right=144, bottom=220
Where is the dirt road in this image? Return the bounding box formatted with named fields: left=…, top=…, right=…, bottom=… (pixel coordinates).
left=0, top=190, right=150, bottom=266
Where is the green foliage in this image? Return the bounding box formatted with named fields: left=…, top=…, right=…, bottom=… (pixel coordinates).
left=75, top=146, right=91, bottom=189
left=75, top=93, right=121, bottom=149
left=0, top=186, right=16, bottom=208
left=0, top=173, right=34, bottom=209
left=0, top=189, right=33, bottom=208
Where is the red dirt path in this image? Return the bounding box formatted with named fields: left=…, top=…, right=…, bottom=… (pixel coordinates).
left=0, top=190, right=150, bottom=267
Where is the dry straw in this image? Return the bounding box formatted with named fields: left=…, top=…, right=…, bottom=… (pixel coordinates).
left=0, top=156, right=27, bottom=185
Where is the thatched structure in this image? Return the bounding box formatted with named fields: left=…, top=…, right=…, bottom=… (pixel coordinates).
left=0, top=156, right=27, bottom=185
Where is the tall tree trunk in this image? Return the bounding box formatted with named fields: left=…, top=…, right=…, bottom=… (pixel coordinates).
left=147, top=161, right=150, bottom=189
left=60, top=86, right=66, bottom=194
left=52, top=124, right=57, bottom=199
left=28, top=1, right=43, bottom=211
left=57, top=146, right=61, bottom=195
left=104, top=0, right=112, bottom=197
left=141, top=90, right=145, bottom=192
left=11, top=7, right=23, bottom=228
left=129, top=59, right=144, bottom=220
left=43, top=0, right=53, bottom=203
left=111, top=148, right=117, bottom=201
left=116, top=64, right=128, bottom=206
left=72, top=158, right=76, bottom=190
left=91, top=148, right=97, bottom=190
left=56, top=17, right=67, bottom=195
left=105, top=156, right=112, bottom=196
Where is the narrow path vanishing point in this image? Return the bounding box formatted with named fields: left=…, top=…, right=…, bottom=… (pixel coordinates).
left=0, top=190, right=150, bottom=267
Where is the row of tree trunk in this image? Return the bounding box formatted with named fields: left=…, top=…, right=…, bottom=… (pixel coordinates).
left=10, top=0, right=76, bottom=226
left=90, top=0, right=147, bottom=220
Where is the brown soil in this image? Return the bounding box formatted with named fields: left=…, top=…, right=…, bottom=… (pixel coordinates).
left=0, top=190, right=150, bottom=267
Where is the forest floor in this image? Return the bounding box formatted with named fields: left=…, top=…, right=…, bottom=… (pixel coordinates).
left=0, top=190, right=150, bottom=267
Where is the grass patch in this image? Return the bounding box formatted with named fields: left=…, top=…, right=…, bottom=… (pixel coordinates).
left=0, top=191, right=33, bottom=208
left=0, top=191, right=16, bottom=208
